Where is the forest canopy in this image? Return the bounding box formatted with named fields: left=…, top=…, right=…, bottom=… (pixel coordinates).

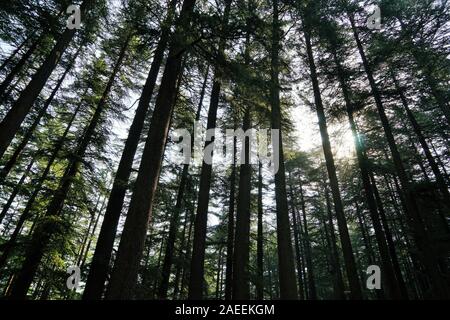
left=0, top=0, right=449, bottom=301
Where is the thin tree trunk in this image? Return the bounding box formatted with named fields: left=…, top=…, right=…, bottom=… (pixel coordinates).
left=330, top=45, right=403, bottom=299
left=215, top=246, right=223, bottom=299
left=0, top=32, right=35, bottom=74
left=225, top=131, right=236, bottom=300
left=324, top=184, right=346, bottom=300
left=232, top=107, right=252, bottom=299
left=80, top=199, right=106, bottom=270
left=172, top=208, right=190, bottom=299
left=0, top=33, right=43, bottom=101
left=391, top=70, right=450, bottom=210
left=256, top=162, right=264, bottom=300
left=287, top=172, right=305, bottom=300
left=370, top=172, right=409, bottom=298
left=157, top=65, right=209, bottom=299
left=77, top=196, right=102, bottom=266
left=298, top=183, right=317, bottom=300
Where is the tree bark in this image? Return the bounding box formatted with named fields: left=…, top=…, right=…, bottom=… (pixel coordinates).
left=256, top=161, right=264, bottom=300
left=232, top=107, right=252, bottom=299
left=225, top=132, right=236, bottom=300
left=0, top=156, right=35, bottom=225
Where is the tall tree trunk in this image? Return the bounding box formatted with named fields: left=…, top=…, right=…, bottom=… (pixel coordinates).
left=225, top=132, right=236, bottom=300
left=82, top=1, right=180, bottom=301
left=298, top=183, right=317, bottom=300
left=188, top=0, right=232, bottom=300
left=303, top=21, right=362, bottom=299
left=256, top=162, right=264, bottom=300
left=172, top=207, right=190, bottom=299
left=232, top=107, right=252, bottom=299
left=349, top=13, right=449, bottom=299
left=215, top=246, right=223, bottom=299
left=105, top=0, right=196, bottom=300
left=324, top=182, right=347, bottom=300
left=157, top=65, right=209, bottom=299
left=0, top=0, right=93, bottom=159
left=287, top=172, right=305, bottom=300
left=77, top=196, right=102, bottom=266
left=269, top=0, right=298, bottom=300
left=7, top=34, right=130, bottom=299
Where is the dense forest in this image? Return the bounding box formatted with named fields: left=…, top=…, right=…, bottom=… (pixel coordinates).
left=0, top=0, right=449, bottom=301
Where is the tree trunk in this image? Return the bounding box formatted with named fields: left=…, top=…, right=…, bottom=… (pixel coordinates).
left=370, top=171, right=409, bottom=298
left=232, top=107, right=252, bottom=299
left=256, top=162, right=264, bottom=300
left=303, top=21, right=362, bottom=299
left=298, top=183, right=317, bottom=300
left=188, top=0, right=231, bottom=300
left=0, top=32, right=35, bottom=74
left=330, top=46, right=403, bottom=299
left=391, top=70, right=450, bottom=210
left=80, top=199, right=106, bottom=270
left=225, top=132, right=236, bottom=300
left=287, top=172, right=305, bottom=300
left=269, top=0, right=298, bottom=300
left=0, top=100, right=83, bottom=272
